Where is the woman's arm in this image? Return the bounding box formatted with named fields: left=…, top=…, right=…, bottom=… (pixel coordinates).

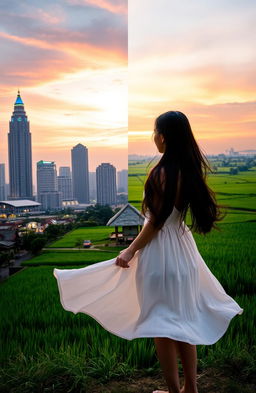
left=128, top=219, right=159, bottom=254
left=115, top=167, right=166, bottom=268
left=115, top=219, right=160, bottom=268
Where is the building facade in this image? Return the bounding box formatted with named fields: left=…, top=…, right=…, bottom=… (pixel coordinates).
left=0, top=200, right=41, bottom=217
left=117, top=169, right=128, bottom=193
left=89, top=172, right=96, bottom=201
left=57, top=176, right=73, bottom=200
left=59, top=166, right=71, bottom=177
left=8, top=91, right=33, bottom=199
left=58, top=166, right=73, bottom=201
left=0, top=164, right=6, bottom=201
left=71, top=144, right=90, bottom=203
left=96, top=163, right=117, bottom=206
left=37, top=160, right=62, bottom=210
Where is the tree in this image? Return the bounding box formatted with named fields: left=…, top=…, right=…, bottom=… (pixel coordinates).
left=30, top=238, right=47, bottom=255
left=78, top=204, right=117, bottom=225
left=44, top=224, right=65, bottom=240
left=238, top=165, right=248, bottom=171
left=229, top=167, right=238, bottom=175
left=21, top=232, right=39, bottom=250
left=0, top=251, right=13, bottom=267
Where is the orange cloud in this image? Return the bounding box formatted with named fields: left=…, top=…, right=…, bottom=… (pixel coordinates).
left=68, top=0, right=127, bottom=14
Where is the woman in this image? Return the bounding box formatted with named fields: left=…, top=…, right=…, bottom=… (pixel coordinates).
left=54, top=111, right=243, bottom=393
left=116, top=111, right=243, bottom=393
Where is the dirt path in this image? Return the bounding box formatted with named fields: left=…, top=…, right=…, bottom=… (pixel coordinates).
left=88, top=368, right=255, bottom=393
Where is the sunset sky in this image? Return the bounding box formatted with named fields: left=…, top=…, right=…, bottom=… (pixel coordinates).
left=129, top=0, right=256, bottom=156
left=1, top=1, right=255, bottom=186
left=0, top=0, right=127, bottom=184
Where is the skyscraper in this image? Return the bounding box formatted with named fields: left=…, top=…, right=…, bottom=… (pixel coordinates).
left=71, top=144, right=90, bottom=203
left=117, top=169, right=128, bottom=193
left=8, top=91, right=33, bottom=199
left=0, top=164, right=6, bottom=200
left=96, top=163, right=117, bottom=206
left=37, top=160, right=62, bottom=210
left=89, top=172, right=96, bottom=201
left=57, top=166, right=73, bottom=200
left=59, top=166, right=71, bottom=177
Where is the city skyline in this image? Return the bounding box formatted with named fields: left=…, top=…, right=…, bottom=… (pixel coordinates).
left=1, top=92, right=127, bottom=187
left=0, top=1, right=127, bottom=175
left=1, top=1, right=255, bottom=177
left=129, top=0, right=256, bottom=156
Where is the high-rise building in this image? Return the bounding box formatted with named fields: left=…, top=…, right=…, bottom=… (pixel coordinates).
left=59, top=166, right=71, bottom=177
left=37, top=160, right=62, bottom=210
left=71, top=144, right=90, bottom=203
left=8, top=91, right=33, bottom=199
left=117, top=169, right=128, bottom=193
left=57, top=176, right=73, bottom=200
left=89, top=172, right=96, bottom=201
left=0, top=164, right=6, bottom=200
left=57, top=167, right=73, bottom=200
left=96, top=163, right=117, bottom=206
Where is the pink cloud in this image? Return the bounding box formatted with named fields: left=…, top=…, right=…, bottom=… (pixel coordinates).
left=67, top=0, right=127, bottom=14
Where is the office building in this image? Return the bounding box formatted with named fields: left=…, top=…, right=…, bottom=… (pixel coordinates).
left=0, top=164, right=6, bottom=200
left=57, top=176, right=73, bottom=200
left=71, top=144, right=90, bottom=203
left=96, top=163, right=117, bottom=206
left=59, top=166, right=71, bottom=178
left=89, top=172, right=96, bottom=201
left=8, top=91, right=33, bottom=199
left=117, top=169, right=128, bottom=193
left=37, top=160, right=62, bottom=210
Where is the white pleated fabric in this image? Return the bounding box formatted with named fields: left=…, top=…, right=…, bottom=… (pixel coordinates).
left=53, top=206, right=243, bottom=345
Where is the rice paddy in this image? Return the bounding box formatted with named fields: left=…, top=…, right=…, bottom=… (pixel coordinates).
left=0, top=161, right=255, bottom=392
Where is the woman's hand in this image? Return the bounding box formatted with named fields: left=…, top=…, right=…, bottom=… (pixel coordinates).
left=115, top=247, right=135, bottom=268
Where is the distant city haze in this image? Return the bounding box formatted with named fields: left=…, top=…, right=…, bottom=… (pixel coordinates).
left=0, top=1, right=128, bottom=183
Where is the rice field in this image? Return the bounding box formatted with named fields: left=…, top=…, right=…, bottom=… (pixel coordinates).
left=21, top=250, right=120, bottom=266
left=0, top=161, right=255, bottom=392
left=128, top=162, right=256, bottom=222
left=47, top=226, right=113, bottom=248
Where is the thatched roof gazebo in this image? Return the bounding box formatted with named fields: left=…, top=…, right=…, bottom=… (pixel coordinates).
left=106, top=203, right=145, bottom=245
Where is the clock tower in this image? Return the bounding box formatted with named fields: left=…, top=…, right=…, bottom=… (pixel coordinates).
left=8, top=91, right=33, bottom=199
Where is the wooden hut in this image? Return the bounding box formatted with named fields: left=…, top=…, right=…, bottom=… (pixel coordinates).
left=106, top=203, right=145, bottom=245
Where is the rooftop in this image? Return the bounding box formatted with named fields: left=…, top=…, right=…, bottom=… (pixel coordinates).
left=0, top=200, right=41, bottom=207
left=14, top=91, right=24, bottom=106
left=107, top=203, right=145, bottom=226
left=37, top=160, right=55, bottom=165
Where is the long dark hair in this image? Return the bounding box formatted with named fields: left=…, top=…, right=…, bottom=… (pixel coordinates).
left=141, top=111, right=226, bottom=235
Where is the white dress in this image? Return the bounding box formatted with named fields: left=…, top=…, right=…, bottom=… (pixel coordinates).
left=53, top=206, right=243, bottom=345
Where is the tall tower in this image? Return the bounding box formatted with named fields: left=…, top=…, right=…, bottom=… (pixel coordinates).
left=71, top=144, right=90, bottom=203
left=8, top=91, right=33, bottom=200
left=96, top=163, right=117, bottom=206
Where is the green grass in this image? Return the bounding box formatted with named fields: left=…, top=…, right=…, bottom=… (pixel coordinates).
left=128, top=163, right=256, bottom=222
left=0, top=161, right=255, bottom=392
left=21, top=250, right=120, bottom=266
left=48, top=226, right=114, bottom=248
left=0, top=265, right=255, bottom=388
